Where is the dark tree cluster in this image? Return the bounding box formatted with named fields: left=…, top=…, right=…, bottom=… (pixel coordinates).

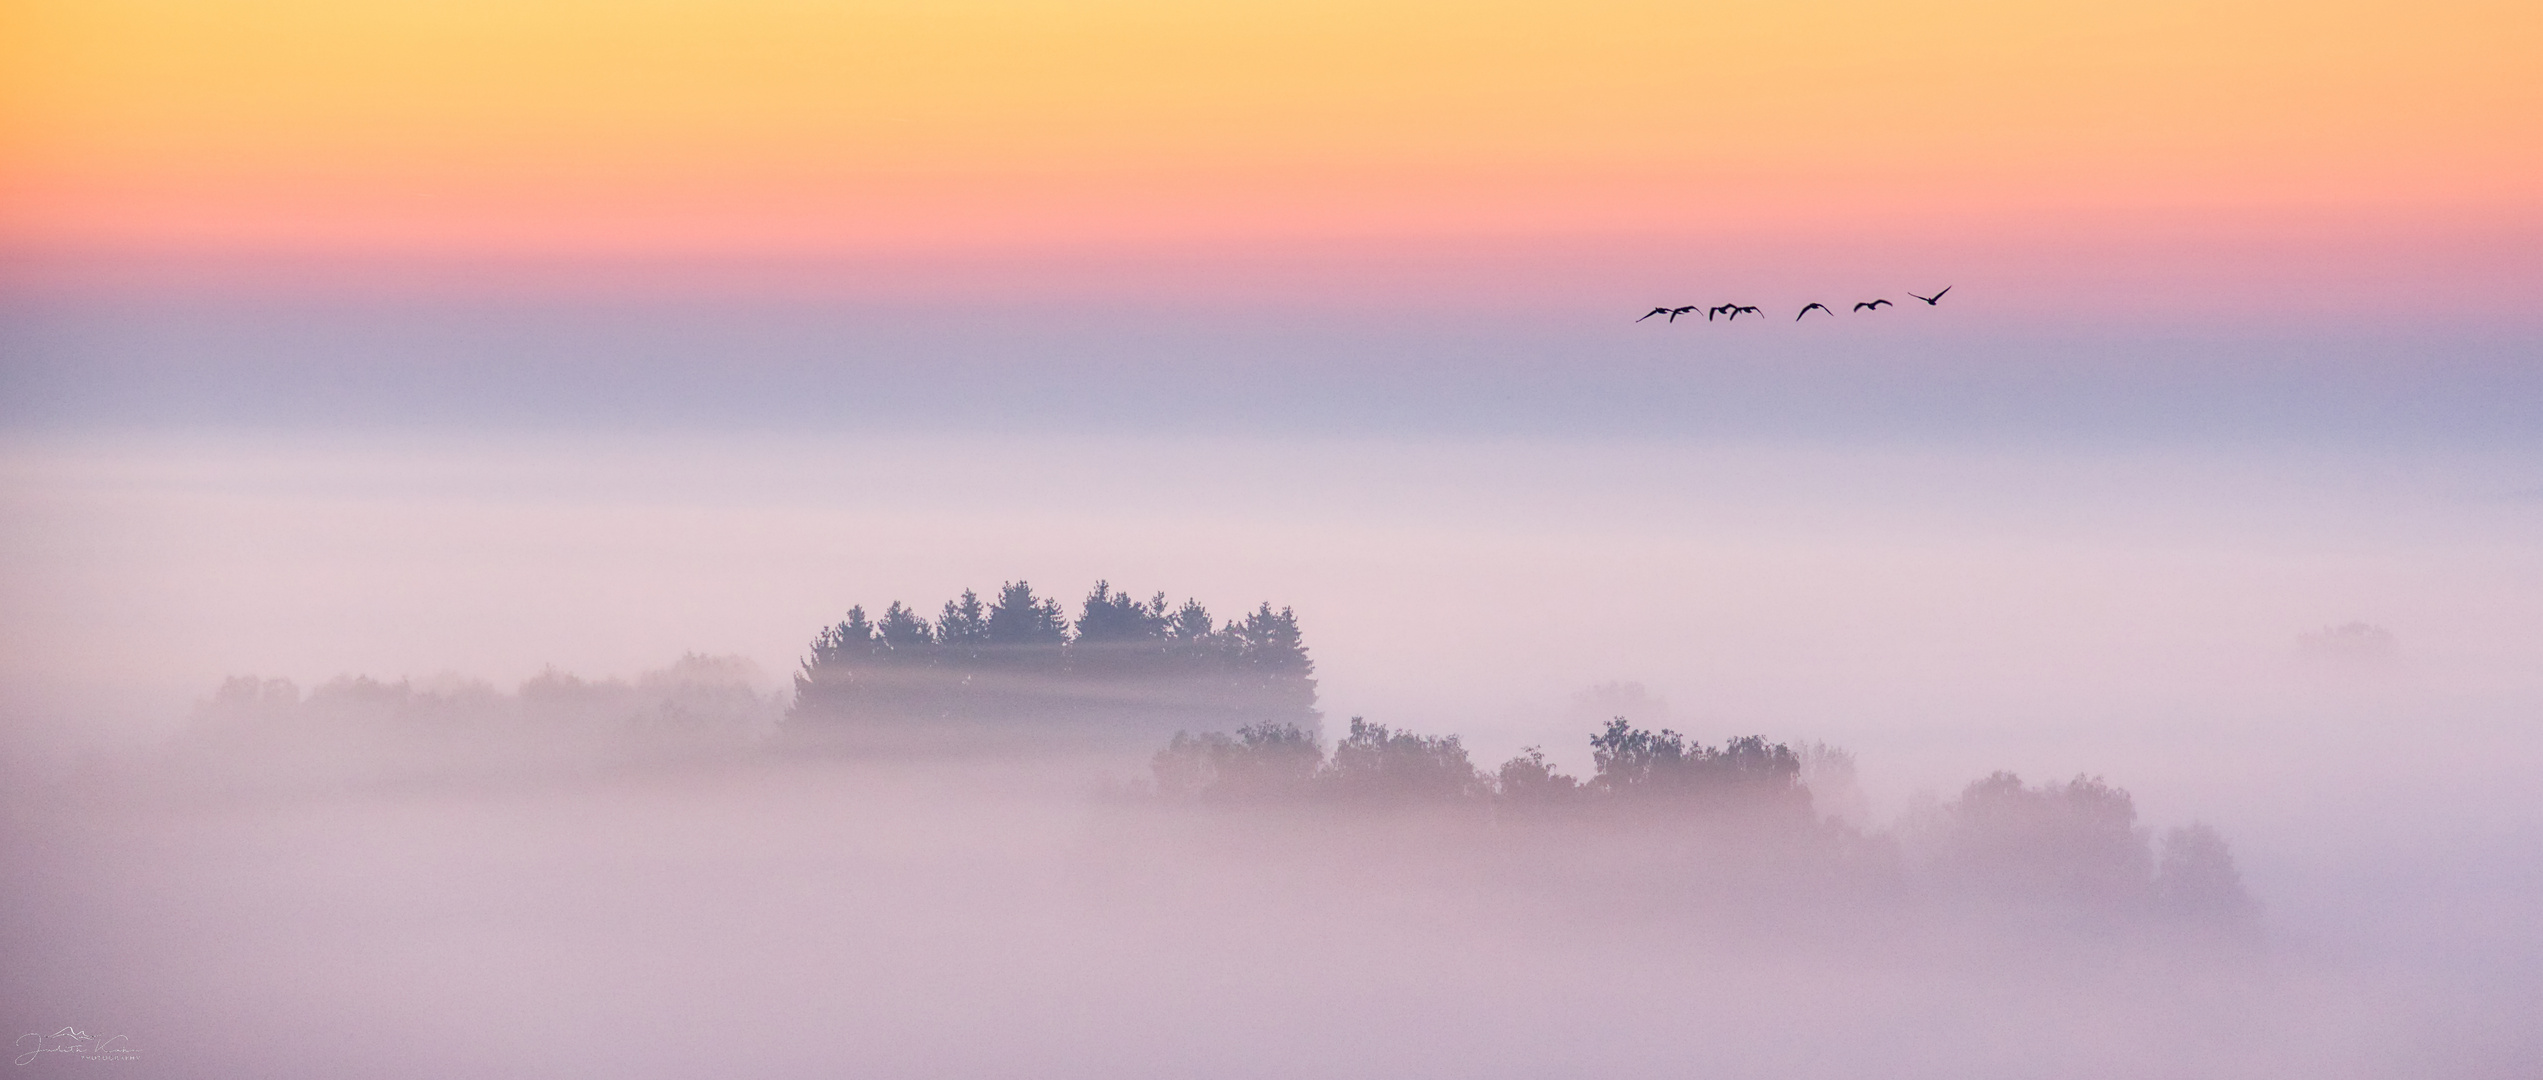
left=790, top=580, right=1320, bottom=741
left=1584, top=720, right=1806, bottom=808
left=1151, top=717, right=2257, bottom=931
left=1155, top=716, right=1804, bottom=819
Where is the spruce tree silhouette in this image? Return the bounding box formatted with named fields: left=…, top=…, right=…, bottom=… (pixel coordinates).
left=876, top=601, right=934, bottom=651
left=790, top=606, right=877, bottom=723
left=935, top=591, right=988, bottom=662
left=1229, top=603, right=1321, bottom=734
left=985, top=581, right=1068, bottom=647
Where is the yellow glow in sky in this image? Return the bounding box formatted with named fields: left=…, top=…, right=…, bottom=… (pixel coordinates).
left=4, top=0, right=2538, bottom=255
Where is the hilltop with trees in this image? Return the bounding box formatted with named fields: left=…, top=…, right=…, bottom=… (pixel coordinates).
left=145, top=580, right=2257, bottom=937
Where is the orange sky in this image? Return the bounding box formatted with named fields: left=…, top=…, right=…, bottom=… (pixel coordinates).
left=4, top=0, right=2537, bottom=262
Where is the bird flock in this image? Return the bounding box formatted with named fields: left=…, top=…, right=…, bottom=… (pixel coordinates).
left=1637, top=286, right=1949, bottom=323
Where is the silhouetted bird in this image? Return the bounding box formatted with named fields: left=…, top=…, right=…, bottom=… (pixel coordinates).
left=1853, top=299, right=1892, bottom=311
left=1636, top=307, right=1673, bottom=322
left=1725, top=305, right=1762, bottom=321
left=1708, top=304, right=1735, bottom=321
left=1669, top=305, right=1700, bottom=322
left=1796, top=303, right=1833, bottom=320
left=1909, top=287, right=1952, bottom=306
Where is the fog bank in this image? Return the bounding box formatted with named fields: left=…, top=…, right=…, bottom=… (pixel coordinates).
left=4, top=430, right=2539, bottom=1076
left=5, top=734, right=2532, bottom=1079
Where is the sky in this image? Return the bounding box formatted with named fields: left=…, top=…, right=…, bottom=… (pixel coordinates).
left=3, top=0, right=2537, bottom=442
left=4, top=0, right=2538, bottom=312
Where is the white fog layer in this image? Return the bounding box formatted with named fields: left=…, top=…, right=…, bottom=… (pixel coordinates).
left=3, top=431, right=2539, bottom=1077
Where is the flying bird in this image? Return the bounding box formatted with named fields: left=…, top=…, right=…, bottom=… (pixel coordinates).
left=1636, top=307, right=1673, bottom=322
left=1853, top=299, right=1892, bottom=312
left=1796, top=303, right=1833, bottom=320
left=1909, top=287, right=1952, bottom=306
left=1669, top=305, right=1700, bottom=322
left=1733, top=305, right=1762, bottom=320
left=1708, top=304, right=1735, bottom=321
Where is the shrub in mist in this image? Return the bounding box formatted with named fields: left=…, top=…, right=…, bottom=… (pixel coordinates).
left=1323, top=718, right=1488, bottom=803
left=2155, top=822, right=2261, bottom=931
left=1587, top=720, right=1811, bottom=817
left=1797, top=741, right=1872, bottom=828
left=1899, top=772, right=2262, bottom=931
left=1151, top=718, right=1492, bottom=805
left=2298, top=620, right=2398, bottom=666
left=1920, top=772, right=2156, bottom=913
left=1493, top=746, right=1583, bottom=806
left=172, top=656, right=780, bottom=793
left=199, top=675, right=302, bottom=721
left=1152, top=722, right=1326, bottom=801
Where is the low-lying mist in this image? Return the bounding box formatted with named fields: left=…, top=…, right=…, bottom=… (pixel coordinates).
left=5, top=431, right=2539, bottom=1077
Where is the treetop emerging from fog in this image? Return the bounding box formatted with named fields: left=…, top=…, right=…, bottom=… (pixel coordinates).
left=790, top=580, right=1320, bottom=744
left=1149, top=716, right=2255, bottom=933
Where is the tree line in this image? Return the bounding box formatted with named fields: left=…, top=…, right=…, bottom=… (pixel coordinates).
left=1155, top=717, right=1809, bottom=812
left=1153, top=717, right=2255, bottom=927
left=790, top=580, right=1320, bottom=737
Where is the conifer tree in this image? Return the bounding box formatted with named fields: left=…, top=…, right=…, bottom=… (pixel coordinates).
left=808, top=606, right=875, bottom=667
left=870, top=601, right=942, bottom=721
left=985, top=581, right=1067, bottom=647
left=1074, top=581, right=1168, bottom=645
left=936, top=590, right=988, bottom=659
left=1160, top=599, right=1226, bottom=681
left=1166, top=599, right=1215, bottom=642
left=875, top=602, right=933, bottom=652
left=1228, top=603, right=1320, bottom=733
left=790, top=606, right=876, bottom=722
